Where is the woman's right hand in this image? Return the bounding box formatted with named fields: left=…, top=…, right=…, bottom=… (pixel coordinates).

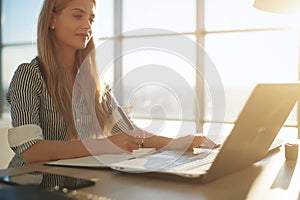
left=107, top=130, right=145, bottom=152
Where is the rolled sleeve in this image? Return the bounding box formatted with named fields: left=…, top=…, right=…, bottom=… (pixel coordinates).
left=8, top=124, right=44, bottom=154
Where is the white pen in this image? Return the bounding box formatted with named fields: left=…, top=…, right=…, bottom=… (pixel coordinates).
left=117, top=106, right=135, bottom=130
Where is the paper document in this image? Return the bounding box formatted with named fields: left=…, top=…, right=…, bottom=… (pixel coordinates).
left=46, top=148, right=156, bottom=168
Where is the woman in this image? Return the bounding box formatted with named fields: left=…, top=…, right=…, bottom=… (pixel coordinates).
left=6, top=0, right=216, bottom=167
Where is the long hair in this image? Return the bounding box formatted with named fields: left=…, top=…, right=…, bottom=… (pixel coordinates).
left=37, top=0, right=105, bottom=140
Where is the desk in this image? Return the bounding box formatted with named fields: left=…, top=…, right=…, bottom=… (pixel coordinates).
left=0, top=146, right=299, bottom=200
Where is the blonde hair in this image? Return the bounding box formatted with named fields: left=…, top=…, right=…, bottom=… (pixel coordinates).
left=37, top=0, right=104, bottom=140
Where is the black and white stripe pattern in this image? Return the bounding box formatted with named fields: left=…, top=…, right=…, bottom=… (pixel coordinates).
left=11, top=139, right=41, bottom=154
left=6, top=57, right=135, bottom=167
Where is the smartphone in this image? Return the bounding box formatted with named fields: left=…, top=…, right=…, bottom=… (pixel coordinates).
left=0, top=171, right=95, bottom=193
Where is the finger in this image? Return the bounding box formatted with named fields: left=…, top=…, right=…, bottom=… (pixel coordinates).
left=202, top=137, right=217, bottom=149
left=137, top=129, right=146, bottom=139
left=136, top=130, right=145, bottom=145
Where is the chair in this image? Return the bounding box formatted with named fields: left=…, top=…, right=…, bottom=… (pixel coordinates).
left=0, top=126, right=14, bottom=169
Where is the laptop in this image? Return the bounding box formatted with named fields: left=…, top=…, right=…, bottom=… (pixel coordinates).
left=110, top=83, right=300, bottom=183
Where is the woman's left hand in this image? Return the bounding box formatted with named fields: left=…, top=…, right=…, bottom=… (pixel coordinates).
left=190, top=136, right=219, bottom=149
left=166, top=135, right=218, bottom=152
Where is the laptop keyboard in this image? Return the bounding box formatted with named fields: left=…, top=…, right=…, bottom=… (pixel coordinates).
left=145, top=150, right=218, bottom=171
left=168, top=151, right=218, bottom=170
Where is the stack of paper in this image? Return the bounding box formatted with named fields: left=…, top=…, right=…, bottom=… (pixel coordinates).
left=46, top=148, right=156, bottom=168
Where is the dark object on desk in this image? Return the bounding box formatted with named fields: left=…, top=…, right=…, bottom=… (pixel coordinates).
left=285, top=143, right=298, bottom=160
left=0, top=171, right=95, bottom=192
left=0, top=185, right=70, bottom=200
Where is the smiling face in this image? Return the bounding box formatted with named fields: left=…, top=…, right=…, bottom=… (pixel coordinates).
left=51, top=0, right=96, bottom=52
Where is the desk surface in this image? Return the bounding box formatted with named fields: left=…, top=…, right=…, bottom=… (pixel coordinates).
left=0, top=147, right=299, bottom=200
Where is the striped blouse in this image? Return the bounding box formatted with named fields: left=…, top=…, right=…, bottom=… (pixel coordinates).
left=6, top=57, right=135, bottom=167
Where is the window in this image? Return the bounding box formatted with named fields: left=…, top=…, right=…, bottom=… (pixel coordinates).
left=1, top=0, right=42, bottom=114
left=205, top=0, right=299, bottom=127
left=1, top=0, right=299, bottom=138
